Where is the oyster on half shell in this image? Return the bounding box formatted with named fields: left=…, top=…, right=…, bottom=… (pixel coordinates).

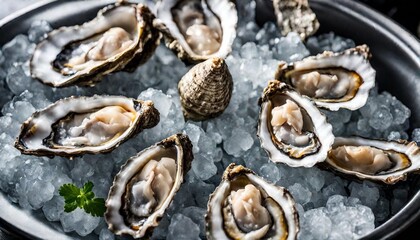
left=155, top=0, right=238, bottom=64
left=324, top=137, right=420, bottom=184
left=30, top=3, right=160, bottom=87
left=206, top=163, right=299, bottom=239
left=257, top=80, right=334, bottom=167
left=105, top=133, right=193, bottom=238
left=14, top=95, right=159, bottom=157
left=275, top=45, right=376, bottom=111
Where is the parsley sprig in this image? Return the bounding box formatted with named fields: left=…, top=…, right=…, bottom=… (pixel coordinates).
left=59, top=181, right=106, bottom=217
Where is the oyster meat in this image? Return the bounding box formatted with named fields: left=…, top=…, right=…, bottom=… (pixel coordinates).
left=257, top=80, right=334, bottom=167
left=15, top=95, right=159, bottom=157
left=275, top=45, right=376, bottom=111
left=273, top=0, right=320, bottom=40
left=155, top=0, right=237, bottom=63
left=178, top=57, right=233, bottom=121
left=105, top=133, right=193, bottom=238
left=31, top=3, right=160, bottom=87
left=325, top=137, right=420, bottom=184
left=206, top=163, right=299, bottom=239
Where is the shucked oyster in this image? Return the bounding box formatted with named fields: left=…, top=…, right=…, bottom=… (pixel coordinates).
left=178, top=57, right=233, bottom=121
left=275, top=45, right=376, bottom=111
left=257, top=80, right=334, bottom=167
left=105, top=133, right=193, bottom=238
left=324, top=137, right=420, bottom=184
left=31, top=3, right=160, bottom=87
left=273, top=0, right=320, bottom=40
left=206, top=163, right=299, bottom=239
left=155, top=0, right=237, bottom=64
left=15, top=95, right=159, bottom=157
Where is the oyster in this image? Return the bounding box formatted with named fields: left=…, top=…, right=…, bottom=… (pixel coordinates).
left=273, top=0, right=320, bottom=40
left=30, top=3, right=160, bottom=87
left=324, top=137, right=420, bottom=184
left=178, top=57, right=233, bottom=121
left=206, top=163, right=299, bottom=239
left=275, top=45, right=376, bottom=111
left=257, top=80, right=334, bottom=167
left=105, top=133, right=193, bottom=238
left=155, top=0, right=238, bottom=63
left=14, top=95, right=159, bottom=157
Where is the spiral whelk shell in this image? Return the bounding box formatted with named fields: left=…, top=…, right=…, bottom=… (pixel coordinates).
left=178, top=57, right=233, bottom=121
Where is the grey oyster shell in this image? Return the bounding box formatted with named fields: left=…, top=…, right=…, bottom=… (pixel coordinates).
left=257, top=80, right=334, bottom=167
left=155, top=0, right=237, bottom=64
left=275, top=45, right=376, bottom=111
left=273, top=0, right=320, bottom=40
left=324, top=137, right=420, bottom=184
left=105, top=133, right=193, bottom=238
left=30, top=3, right=160, bottom=87
left=178, top=57, right=233, bottom=121
left=206, top=163, right=299, bottom=240
left=14, top=95, right=159, bottom=157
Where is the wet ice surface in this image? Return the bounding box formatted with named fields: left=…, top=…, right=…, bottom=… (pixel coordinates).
left=0, top=0, right=418, bottom=239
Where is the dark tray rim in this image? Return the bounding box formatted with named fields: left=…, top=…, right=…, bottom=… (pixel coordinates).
left=1, top=0, right=420, bottom=239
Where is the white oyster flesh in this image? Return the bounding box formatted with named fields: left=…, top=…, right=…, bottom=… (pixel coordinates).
left=172, top=0, right=222, bottom=56
left=271, top=99, right=310, bottom=146
left=129, top=157, right=176, bottom=216
left=66, top=27, right=134, bottom=72
left=231, top=184, right=271, bottom=237
left=57, top=105, right=136, bottom=146
left=291, top=71, right=350, bottom=99
left=331, top=146, right=393, bottom=175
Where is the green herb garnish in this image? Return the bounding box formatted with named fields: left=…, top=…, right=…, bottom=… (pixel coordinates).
left=59, top=181, right=106, bottom=217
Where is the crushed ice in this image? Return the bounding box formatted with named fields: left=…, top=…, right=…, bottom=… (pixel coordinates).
left=0, top=0, right=418, bottom=239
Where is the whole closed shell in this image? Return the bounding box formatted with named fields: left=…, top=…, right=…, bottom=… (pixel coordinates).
left=178, top=57, right=233, bottom=121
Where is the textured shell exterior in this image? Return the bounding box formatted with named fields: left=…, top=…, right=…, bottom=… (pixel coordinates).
left=206, top=163, right=299, bottom=240
left=155, top=0, right=238, bottom=64
left=178, top=57, right=233, bottom=121
left=14, top=95, right=160, bottom=157
left=257, top=80, right=335, bottom=167
left=105, top=133, right=193, bottom=239
left=30, top=3, right=160, bottom=87
left=324, top=137, right=420, bottom=184
left=275, top=45, right=376, bottom=111
left=273, top=0, right=320, bottom=40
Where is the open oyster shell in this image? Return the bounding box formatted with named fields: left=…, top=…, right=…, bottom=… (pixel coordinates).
left=324, top=137, right=420, bottom=184
left=30, top=3, right=160, bottom=87
left=275, top=45, right=376, bottom=111
left=257, top=80, right=334, bottom=167
left=206, top=163, right=299, bottom=239
left=155, top=0, right=238, bottom=64
left=178, top=57, right=233, bottom=121
left=14, top=95, right=159, bottom=157
left=105, top=133, right=193, bottom=238
left=273, top=0, right=320, bottom=40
